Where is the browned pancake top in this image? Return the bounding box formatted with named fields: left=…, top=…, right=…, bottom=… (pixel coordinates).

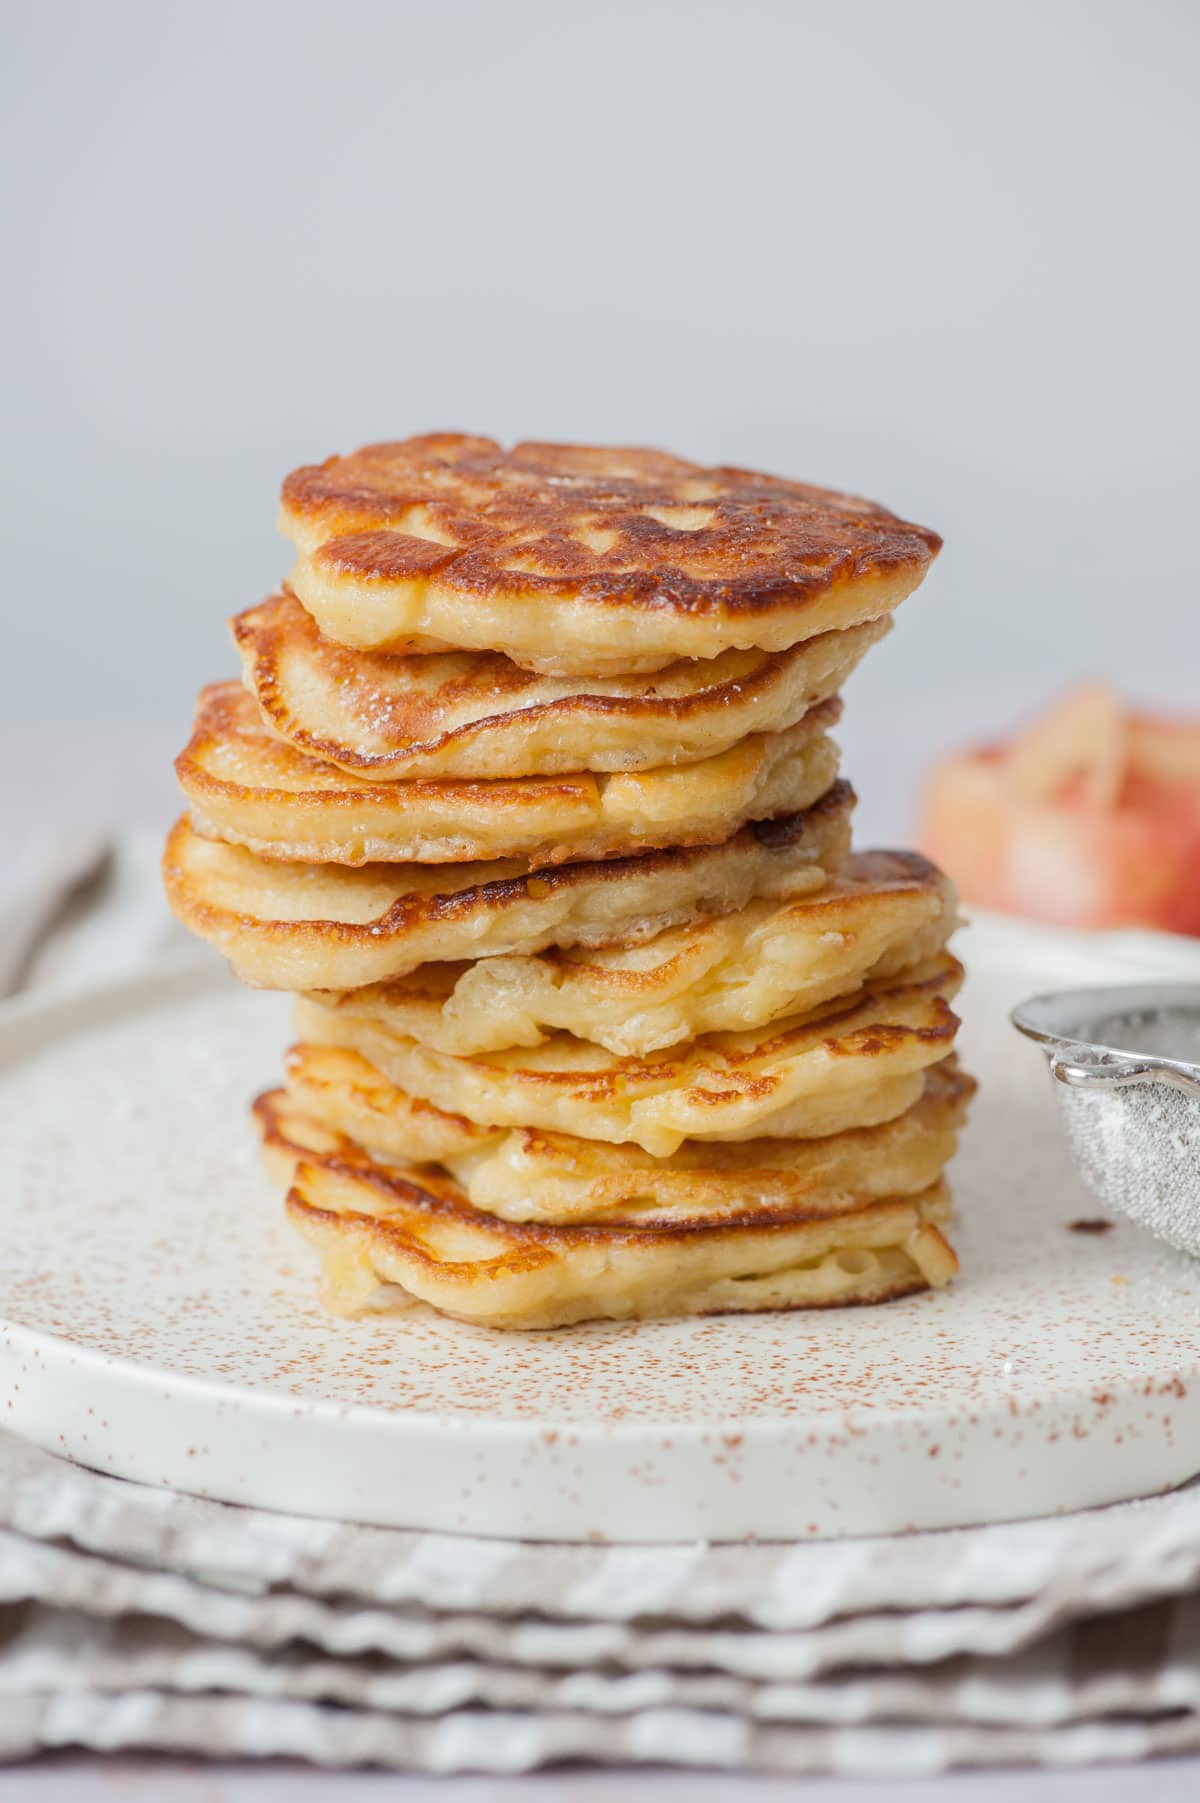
left=281, top=435, right=941, bottom=617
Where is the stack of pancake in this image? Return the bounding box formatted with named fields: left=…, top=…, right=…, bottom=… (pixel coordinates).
left=164, top=435, right=973, bottom=1330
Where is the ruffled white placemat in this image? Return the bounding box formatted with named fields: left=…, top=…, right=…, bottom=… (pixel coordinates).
left=2, top=1430, right=1200, bottom=1771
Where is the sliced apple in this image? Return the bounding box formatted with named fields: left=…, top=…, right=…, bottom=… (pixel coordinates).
left=921, top=687, right=1200, bottom=936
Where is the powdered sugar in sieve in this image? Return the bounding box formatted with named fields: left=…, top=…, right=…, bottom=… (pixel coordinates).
left=1013, top=985, right=1200, bottom=1258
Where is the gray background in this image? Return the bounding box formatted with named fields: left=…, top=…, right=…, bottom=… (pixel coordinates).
left=3, top=0, right=1197, bottom=840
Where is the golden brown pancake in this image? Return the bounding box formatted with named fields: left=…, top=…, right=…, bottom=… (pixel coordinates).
left=177, top=682, right=841, bottom=867
left=280, top=436, right=941, bottom=676
left=235, top=591, right=887, bottom=779
left=282, top=1044, right=975, bottom=1228
left=283, top=1042, right=498, bottom=1163
left=162, top=781, right=854, bottom=991
left=311, top=850, right=957, bottom=1057
left=294, top=954, right=963, bottom=1157
left=256, top=1091, right=960, bottom=1329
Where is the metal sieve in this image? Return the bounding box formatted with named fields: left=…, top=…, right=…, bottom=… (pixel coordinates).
left=1012, top=984, right=1200, bottom=1257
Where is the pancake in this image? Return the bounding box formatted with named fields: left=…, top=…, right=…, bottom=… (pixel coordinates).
left=162, top=781, right=855, bottom=991
left=283, top=1043, right=498, bottom=1163
left=311, top=850, right=958, bottom=1057
left=235, top=590, right=887, bottom=779
left=294, top=954, right=963, bottom=1157
left=280, top=436, right=941, bottom=677
left=177, top=682, right=842, bottom=867
left=282, top=1044, right=976, bottom=1228
left=255, top=1092, right=960, bottom=1329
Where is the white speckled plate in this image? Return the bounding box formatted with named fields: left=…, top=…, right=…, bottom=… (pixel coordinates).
left=3, top=917, right=1200, bottom=1542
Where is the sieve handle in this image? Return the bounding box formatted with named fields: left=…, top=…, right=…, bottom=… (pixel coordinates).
left=1049, top=1053, right=1200, bottom=1096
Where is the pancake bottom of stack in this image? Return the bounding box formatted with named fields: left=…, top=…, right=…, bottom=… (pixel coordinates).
left=254, top=874, right=971, bottom=1327
left=255, top=1067, right=970, bottom=1330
